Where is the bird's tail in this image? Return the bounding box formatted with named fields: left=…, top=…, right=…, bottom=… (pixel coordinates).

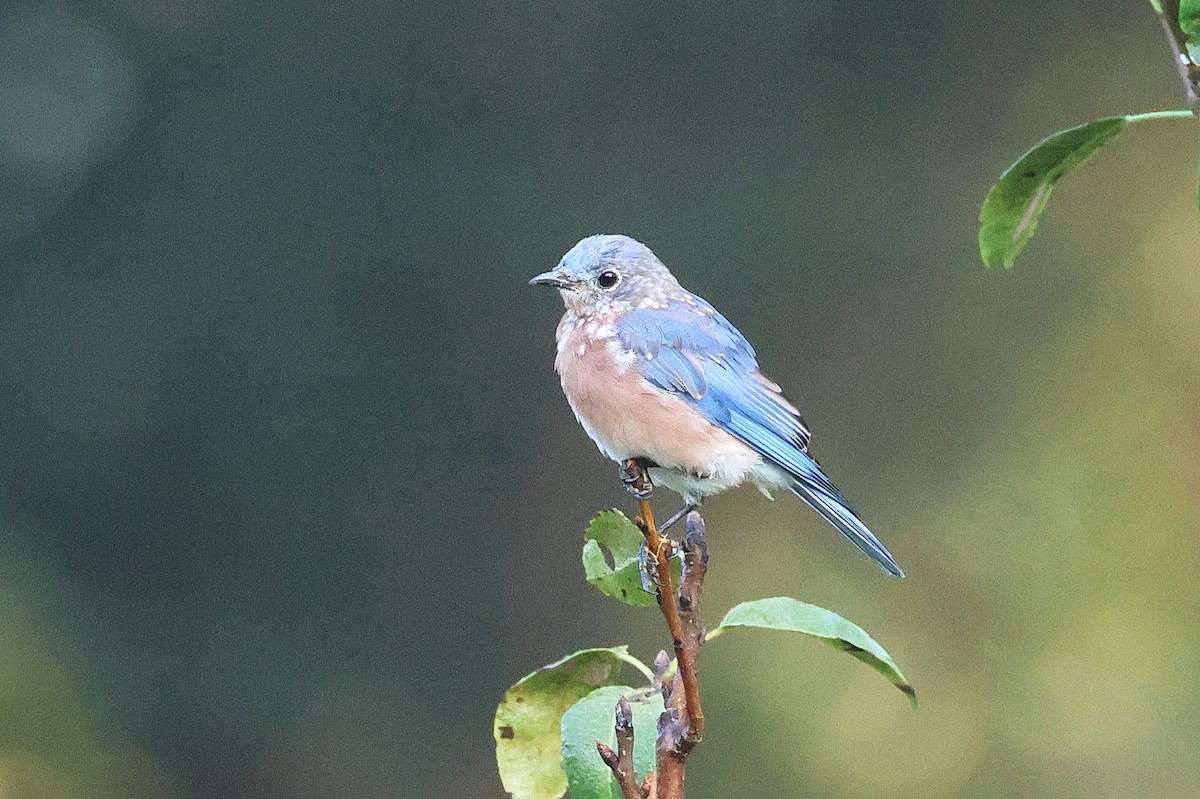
left=788, top=463, right=904, bottom=578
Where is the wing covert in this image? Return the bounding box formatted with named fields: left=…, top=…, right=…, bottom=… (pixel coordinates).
left=615, top=296, right=811, bottom=453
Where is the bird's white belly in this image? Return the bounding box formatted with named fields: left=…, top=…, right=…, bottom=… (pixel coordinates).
left=650, top=465, right=744, bottom=502
left=650, top=458, right=792, bottom=504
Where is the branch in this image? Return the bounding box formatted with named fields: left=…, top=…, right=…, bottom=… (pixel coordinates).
left=668, top=513, right=707, bottom=753
left=1155, top=0, right=1200, bottom=110
left=653, top=515, right=708, bottom=799
left=630, top=497, right=704, bottom=744
left=597, top=696, right=646, bottom=799
left=618, top=459, right=709, bottom=799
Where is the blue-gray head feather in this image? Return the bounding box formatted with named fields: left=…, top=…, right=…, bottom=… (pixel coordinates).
left=529, top=234, right=682, bottom=316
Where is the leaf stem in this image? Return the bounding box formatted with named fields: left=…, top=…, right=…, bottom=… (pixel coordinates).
left=1124, top=109, right=1196, bottom=122
left=627, top=656, right=656, bottom=682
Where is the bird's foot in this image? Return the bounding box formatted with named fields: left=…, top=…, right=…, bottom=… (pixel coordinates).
left=637, top=536, right=675, bottom=594
left=637, top=543, right=658, bottom=593
left=619, top=458, right=654, bottom=500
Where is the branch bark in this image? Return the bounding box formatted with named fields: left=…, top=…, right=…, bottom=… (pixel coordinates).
left=662, top=513, right=707, bottom=756
left=653, top=514, right=708, bottom=799
left=596, top=696, right=645, bottom=799
left=1155, top=0, right=1200, bottom=110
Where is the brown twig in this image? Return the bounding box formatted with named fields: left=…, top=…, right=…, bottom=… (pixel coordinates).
left=655, top=514, right=708, bottom=753
left=596, top=696, right=645, bottom=799
left=656, top=673, right=688, bottom=798
left=625, top=468, right=704, bottom=742
left=1155, top=0, right=1200, bottom=110
left=674, top=513, right=708, bottom=750
left=653, top=514, right=709, bottom=798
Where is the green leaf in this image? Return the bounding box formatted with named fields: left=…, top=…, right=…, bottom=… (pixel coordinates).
left=707, top=597, right=916, bottom=707
left=979, top=116, right=1129, bottom=268
left=1181, top=0, right=1200, bottom=38
left=494, top=647, right=654, bottom=799
left=978, top=111, right=1194, bottom=268
left=561, top=686, right=663, bottom=799
left=582, top=509, right=679, bottom=607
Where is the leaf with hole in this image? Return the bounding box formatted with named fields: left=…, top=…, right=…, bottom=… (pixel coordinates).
left=707, top=597, right=916, bottom=707
left=561, top=686, right=663, bottom=799
left=494, top=647, right=654, bottom=799
left=582, top=509, right=680, bottom=607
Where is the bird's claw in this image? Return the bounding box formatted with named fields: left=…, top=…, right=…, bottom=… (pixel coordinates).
left=619, top=458, right=654, bottom=500
left=638, top=542, right=661, bottom=593
left=637, top=537, right=674, bottom=594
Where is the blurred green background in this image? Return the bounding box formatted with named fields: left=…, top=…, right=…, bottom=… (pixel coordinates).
left=2, top=1, right=1199, bottom=797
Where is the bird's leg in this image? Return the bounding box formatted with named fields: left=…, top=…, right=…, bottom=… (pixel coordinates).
left=638, top=545, right=661, bottom=594
left=635, top=524, right=676, bottom=593
left=621, top=457, right=676, bottom=592
left=658, top=503, right=699, bottom=533
left=619, top=457, right=654, bottom=501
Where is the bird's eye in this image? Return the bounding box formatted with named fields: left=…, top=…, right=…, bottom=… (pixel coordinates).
left=597, top=270, right=620, bottom=290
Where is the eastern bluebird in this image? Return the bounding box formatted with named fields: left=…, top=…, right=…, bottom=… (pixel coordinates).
left=530, top=234, right=903, bottom=577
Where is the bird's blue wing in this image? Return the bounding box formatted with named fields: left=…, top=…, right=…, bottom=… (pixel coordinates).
left=615, top=296, right=809, bottom=451
left=615, top=297, right=903, bottom=577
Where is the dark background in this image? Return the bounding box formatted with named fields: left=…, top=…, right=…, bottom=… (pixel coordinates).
left=2, top=2, right=1199, bottom=797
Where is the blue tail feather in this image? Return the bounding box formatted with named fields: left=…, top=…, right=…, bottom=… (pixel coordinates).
left=789, top=474, right=904, bottom=578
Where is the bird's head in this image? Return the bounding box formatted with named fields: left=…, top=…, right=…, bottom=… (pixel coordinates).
left=529, top=234, right=681, bottom=317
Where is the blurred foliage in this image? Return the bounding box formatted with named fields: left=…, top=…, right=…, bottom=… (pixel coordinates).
left=0, top=528, right=169, bottom=798
left=1181, top=0, right=1200, bottom=39
left=1, top=1, right=1199, bottom=798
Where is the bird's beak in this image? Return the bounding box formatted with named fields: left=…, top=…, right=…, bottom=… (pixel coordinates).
left=528, top=270, right=574, bottom=289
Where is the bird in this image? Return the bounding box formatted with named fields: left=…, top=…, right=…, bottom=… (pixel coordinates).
left=529, top=234, right=903, bottom=577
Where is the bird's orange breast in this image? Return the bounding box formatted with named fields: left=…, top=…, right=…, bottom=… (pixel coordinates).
left=553, top=313, right=761, bottom=478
